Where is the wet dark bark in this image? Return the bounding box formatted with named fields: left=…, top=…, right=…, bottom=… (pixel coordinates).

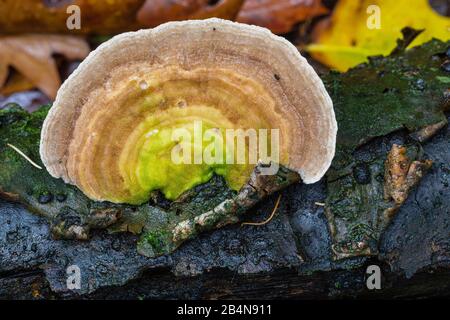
left=1, top=114, right=449, bottom=299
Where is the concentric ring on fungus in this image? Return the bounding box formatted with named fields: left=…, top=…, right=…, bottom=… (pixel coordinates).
left=40, top=18, right=337, bottom=205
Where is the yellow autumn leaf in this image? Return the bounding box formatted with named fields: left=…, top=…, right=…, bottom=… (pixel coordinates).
left=306, top=0, right=450, bottom=71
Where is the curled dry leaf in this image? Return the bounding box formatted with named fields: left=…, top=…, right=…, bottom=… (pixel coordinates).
left=0, top=73, right=34, bottom=96
left=383, top=144, right=433, bottom=220
left=0, top=64, right=8, bottom=88
left=383, top=144, right=433, bottom=206
left=237, top=0, right=328, bottom=34
left=136, top=0, right=245, bottom=27
left=0, top=35, right=90, bottom=99
left=307, top=0, right=450, bottom=71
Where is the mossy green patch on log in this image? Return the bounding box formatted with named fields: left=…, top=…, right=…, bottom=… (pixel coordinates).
left=323, top=39, right=449, bottom=170
left=324, top=38, right=449, bottom=259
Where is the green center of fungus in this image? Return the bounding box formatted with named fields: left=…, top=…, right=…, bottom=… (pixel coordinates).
left=121, top=106, right=255, bottom=203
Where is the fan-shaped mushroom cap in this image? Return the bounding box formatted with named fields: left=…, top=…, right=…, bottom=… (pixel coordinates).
left=40, top=18, right=337, bottom=204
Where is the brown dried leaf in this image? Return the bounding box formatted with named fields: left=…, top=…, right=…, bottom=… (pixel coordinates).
left=237, top=0, right=328, bottom=34
left=0, top=73, right=34, bottom=96
left=0, top=0, right=145, bottom=35
left=0, top=63, right=8, bottom=88
left=0, top=0, right=244, bottom=34
left=137, top=0, right=245, bottom=27
left=0, top=35, right=90, bottom=99
left=384, top=144, right=433, bottom=205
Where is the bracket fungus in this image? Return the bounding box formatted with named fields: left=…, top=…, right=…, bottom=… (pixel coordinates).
left=40, top=19, right=337, bottom=205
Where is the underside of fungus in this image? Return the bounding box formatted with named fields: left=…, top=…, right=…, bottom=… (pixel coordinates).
left=40, top=18, right=337, bottom=205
